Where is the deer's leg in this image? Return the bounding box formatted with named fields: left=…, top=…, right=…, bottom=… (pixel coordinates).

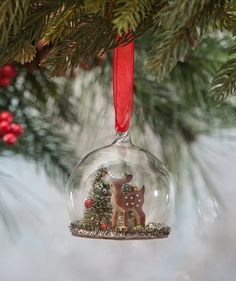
left=133, top=209, right=146, bottom=227
left=123, top=209, right=128, bottom=228
left=133, top=210, right=138, bottom=226
left=112, top=209, right=119, bottom=228
left=133, top=209, right=140, bottom=226
left=139, top=209, right=146, bottom=227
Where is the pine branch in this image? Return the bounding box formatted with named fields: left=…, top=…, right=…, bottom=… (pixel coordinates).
left=146, top=0, right=236, bottom=80
left=43, top=5, right=80, bottom=45
left=43, top=15, right=115, bottom=75
left=83, top=0, right=106, bottom=14
left=0, top=67, right=79, bottom=180
left=112, top=0, right=155, bottom=33
left=0, top=1, right=62, bottom=64
left=0, top=0, right=235, bottom=97
left=0, top=0, right=30, bottom=47
left=211, top=43, right=236, bottom=101
left=161, top=0, right=208, bottom=31
left=132, top=33, right=236, bottom=140
left=146, top=28, right=190, bottom=81
left=211, top=1, right=236, bottom=32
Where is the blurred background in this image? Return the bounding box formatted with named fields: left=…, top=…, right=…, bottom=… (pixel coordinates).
left=1, top=34, right=236, bottom=281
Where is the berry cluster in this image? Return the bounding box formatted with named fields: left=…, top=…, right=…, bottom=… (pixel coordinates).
left=0, top=64, right=17, bottom=88
left=0, top=111, right=24, bottom=145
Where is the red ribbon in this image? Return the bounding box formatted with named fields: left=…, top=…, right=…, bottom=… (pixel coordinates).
left=112, top=41, right=134, bottom=133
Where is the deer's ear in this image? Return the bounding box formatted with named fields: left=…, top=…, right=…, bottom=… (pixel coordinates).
left=141, top=185, right=145, bottom=193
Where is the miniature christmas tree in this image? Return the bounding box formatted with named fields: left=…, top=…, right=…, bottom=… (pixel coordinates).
left=79, top=168, right=112, bottom=230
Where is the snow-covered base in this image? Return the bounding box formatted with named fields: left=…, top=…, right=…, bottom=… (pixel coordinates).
left=69, top=222, right=170, bottom=240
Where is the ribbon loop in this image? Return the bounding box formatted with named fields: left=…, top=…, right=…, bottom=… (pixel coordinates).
left=112, top=41, right=134, bottom=133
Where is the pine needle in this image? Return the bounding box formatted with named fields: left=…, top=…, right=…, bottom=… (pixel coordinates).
left=211, top=44, right=236, bottom=101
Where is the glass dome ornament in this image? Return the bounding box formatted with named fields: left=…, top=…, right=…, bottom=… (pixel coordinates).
left=66, top=39, right=175, bottom=240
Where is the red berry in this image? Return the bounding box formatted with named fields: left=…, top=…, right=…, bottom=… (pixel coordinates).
left=84, top=198, right=93, bottom=208
left=100, top=223, right=109, bottom=231
left=0, top=77, right=10, bottom=87
left=0, top=121, right=11, bottom=136
left=10, top=123, right=24, bottom=136
left=3, top=133, right=17, bottom=145
left=0, top=64, right=16, bottom=78
left=0, top=111, right=13, bottom=123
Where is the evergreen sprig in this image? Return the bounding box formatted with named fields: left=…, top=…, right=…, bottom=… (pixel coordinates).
left=112, top=0, right=155, bottom=33
left=0, top=0, right=30, bottom=47
left=211, top=43, right=236, bottom=101
left=83, top=0, right=106, bottom=14
left=0, top=68, right=79, bottom=181
left=0, top=0, right=236, bottom=97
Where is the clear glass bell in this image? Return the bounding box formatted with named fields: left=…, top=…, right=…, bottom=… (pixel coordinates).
left=66, top=132, right=174, bottom=240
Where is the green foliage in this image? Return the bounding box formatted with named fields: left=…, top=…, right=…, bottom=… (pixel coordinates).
left=0, top=67, right=79, bottom=182
left=0, top=0, right=233, bottom=83
left=138, top=34, right=236, bottom=142
left=0, top=0, right=235, bottom=98
left=84, top=0, right=106, bottom=14
left=43, top=13, right=115, bottom=75
left=146, top=1, right=235, bottom=80
left=146, top=27, right=190, bottom=81
left=211, top=43, right=236, bottom=101
left=211, top=1, right=236, bottom=31
left=112, top=0, right=155, bottom=33
left=0, top=0, right=30, bottom=47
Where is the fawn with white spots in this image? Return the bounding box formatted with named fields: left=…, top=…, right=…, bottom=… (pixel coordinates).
left=108, top=174, right=146, bottom=228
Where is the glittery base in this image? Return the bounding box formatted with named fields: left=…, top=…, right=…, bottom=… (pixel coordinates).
left=69, top=222, right=170, bottom=240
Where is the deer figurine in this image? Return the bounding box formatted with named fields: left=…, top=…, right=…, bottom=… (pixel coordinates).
left=108, top=174, right=146, bottom=228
